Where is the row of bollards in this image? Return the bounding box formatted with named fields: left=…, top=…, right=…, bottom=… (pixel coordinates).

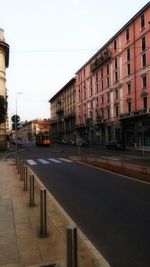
left=16, top=155, right=78, bottom=267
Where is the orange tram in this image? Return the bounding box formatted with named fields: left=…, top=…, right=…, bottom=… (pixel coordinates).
left=36, top=133, right=51, bottom=146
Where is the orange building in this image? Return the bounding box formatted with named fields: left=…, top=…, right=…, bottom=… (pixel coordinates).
left=75, top=3, right=150, bottom=147
left=17, top=119, right=51, bottom=143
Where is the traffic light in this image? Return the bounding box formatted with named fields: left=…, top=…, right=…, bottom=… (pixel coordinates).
left=0, top=95, right=7, bottom=123
left=12, top=122, right=20, bottom=131
left=11, top=115, right=20, bottom=131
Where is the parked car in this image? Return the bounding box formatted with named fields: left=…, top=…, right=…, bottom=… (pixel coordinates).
left=106, top=140, right=125, bottom=150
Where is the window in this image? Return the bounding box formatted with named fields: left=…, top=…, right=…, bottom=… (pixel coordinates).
left=143, top=96, right=147, bottom=109
left=96, top=72, right=99, bottom=92
left=127, top=48, right=130, bottom=61
left=115, top=58, right=118, bottom=69
left=107, top=76, right=110, bottom=87
left=96, top=72, right=98, bottom=82
left=107, top=108, right=110, bottom=119
left=115, top=89, right=118, bottom=99
left=101, top=68, right=103, bottom=78
left=127, top=83, right=131, bottom=94
left=107, top=92, right=110, bottom=103
left=142, top=53, right=146, bottom=67
left=83, top=68, right=85, bottom=77
left=90, top=77, right=92, bottom=95
left=115, top=71, right=118, bottom=83
left=140, top=13, right=145, bottom=29
left=90, top=86, right=93, bottom=96
left=78, top=87, right=81, bottom=101
left=107, top=64, right=109, bottom=74
left=126, top=28, right=130, bottom=41
left=101, top=95, right=104, bottom=105
left=127, top=63, right=130, bottom=75
left=142, top=36, right=146, bottom=51
left=84, top=88, right=86, bottom=99
left=115, top=105, right=119, bottom=117
left=142, top=75, right=147, bottom=88
left=128, top=101, right=131, bottom=113
left=101, top=80, right=104, bottom=90
left=114, top=39, right=117, bottom=51
left=96, top=98, right=98, bottom=107
left=96, top=83, right=98, bottom=93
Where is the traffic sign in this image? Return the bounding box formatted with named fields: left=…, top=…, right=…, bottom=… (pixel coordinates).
left=11, top=115, right=20, bottom=123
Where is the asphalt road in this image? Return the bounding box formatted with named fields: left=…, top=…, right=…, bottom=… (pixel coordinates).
left=20, top=146, right=150, bottom=267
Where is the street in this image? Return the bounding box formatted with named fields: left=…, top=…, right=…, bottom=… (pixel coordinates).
left=20, top=145, right=150, bottom=267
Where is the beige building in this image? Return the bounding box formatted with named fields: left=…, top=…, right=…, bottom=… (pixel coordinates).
left=0, top=28, right=9, bottom=150
left=49, top=77, right=76, bottom=142
left=17, top=119, right=51, bottom=143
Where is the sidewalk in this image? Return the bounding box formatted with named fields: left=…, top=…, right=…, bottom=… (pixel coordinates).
left=0, top=156, right=110, bottom=267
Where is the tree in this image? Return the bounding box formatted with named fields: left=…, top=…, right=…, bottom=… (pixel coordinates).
left=0, top=95, right=7, bottom=123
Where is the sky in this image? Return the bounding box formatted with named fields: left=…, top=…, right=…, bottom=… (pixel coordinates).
left=0, top=0, right=149, bottom=122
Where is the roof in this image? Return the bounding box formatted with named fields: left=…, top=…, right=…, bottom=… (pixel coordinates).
left=49, top=77, right=76, bottom=102
left=76, top=2, right=150, bottom=74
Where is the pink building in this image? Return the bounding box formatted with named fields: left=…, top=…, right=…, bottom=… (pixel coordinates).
left=75, top=3, right=150, bottom=147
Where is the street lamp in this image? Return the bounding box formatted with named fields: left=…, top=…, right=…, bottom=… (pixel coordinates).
left=15, top=92, right=23, bottom=149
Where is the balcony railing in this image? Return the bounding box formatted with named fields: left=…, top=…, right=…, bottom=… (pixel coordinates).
left=119, top=108, right=150, bottom=119
left=56, top=107, right=64, bottom=113
left=91, top=48, right=112, bottom=72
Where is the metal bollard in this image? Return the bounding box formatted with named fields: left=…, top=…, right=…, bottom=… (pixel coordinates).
left=24, top=165, right=28, bottom=191
left=29, top=174, right=35, bottom=207
left=66, top=224, right=77, bottom=267
left=20, top=160, right=24, bottom=181
left=40, top=188, right=47, bottom=237
left=18, top=157, right=21, bottom=174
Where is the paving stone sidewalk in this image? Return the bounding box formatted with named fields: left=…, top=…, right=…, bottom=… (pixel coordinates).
left=0, top=158, right=110, bottom=267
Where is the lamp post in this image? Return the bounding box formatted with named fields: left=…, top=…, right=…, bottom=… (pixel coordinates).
left=15, top=92, right=23, bottom=150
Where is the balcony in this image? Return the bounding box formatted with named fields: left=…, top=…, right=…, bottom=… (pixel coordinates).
left=64, top=112, right=75, bottom=119
left=56, top=107, right=64, bottom=114
left=91, top=48, right=112, bottom=72
left=119, top=108, right=150, bottom=119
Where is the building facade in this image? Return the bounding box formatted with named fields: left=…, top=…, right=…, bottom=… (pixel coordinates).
left=0, top=29, right=9, bottom=150
left=12, top=119, right=51, bottom=143
left=50, top=78, right=76, bottom=143
left=75, top=3, right=150, bottom=147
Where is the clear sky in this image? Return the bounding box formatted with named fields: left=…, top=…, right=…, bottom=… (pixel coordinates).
left=0, top=0, right=149, bottom=122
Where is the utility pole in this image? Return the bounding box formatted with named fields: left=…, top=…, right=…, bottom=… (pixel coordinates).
left=0, top=28, right=9, bottom=150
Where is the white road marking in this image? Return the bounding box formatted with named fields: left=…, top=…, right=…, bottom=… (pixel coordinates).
left=26, top=159, right=37, bottom=165
left=48, top=158, right=61, bottom=163
left=101, top=156, right=120, bottom=161
left=38, top=159, right=50, bottom=164
left=58, top=158, right=72, bottom=162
